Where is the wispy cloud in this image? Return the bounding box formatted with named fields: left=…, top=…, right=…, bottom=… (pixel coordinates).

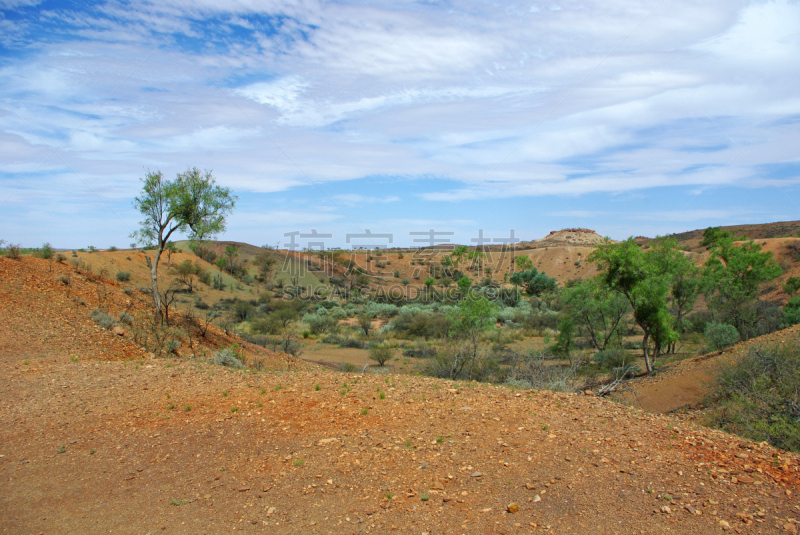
left=0, top=0, right=798, bottom=245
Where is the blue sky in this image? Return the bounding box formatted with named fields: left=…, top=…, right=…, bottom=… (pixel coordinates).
left=1, top=0, right=798, bottom=248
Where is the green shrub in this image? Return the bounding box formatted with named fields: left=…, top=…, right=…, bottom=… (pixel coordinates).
left=782, top=296, right=800, bottom=327
left=115, top=271, right=131, bottom=282
left=784, top=276, right=800, bottom=296
left=55, top=253, right=66, bottom=263
left=401, top=279, right=410, bottom=285
left=119, top=312, right=134, bottom=325
left=704, top=322, right=740, bottom=351
left=5, top=243, right=21, bottom=260
left=108, top=246, right=118, bottom=252
left=210, top=348, right=244, bottom=368
left=305, top=314, right=337, bottom=335
left=340, top=338, right=365, bottom=349
left=339, top=362, right=357, bottom=373
left=40, top=243, right=54, bottom=260
left=369, top=344, right=393, bottom=366
left=707, top=343, right=800, bottom=452
left=592, top=348, right=632, bottom=369
left=90, top=308, right=116, bottom=329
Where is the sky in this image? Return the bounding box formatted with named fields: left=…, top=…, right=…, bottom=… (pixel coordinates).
left=1, top=0, right=799, bottom=249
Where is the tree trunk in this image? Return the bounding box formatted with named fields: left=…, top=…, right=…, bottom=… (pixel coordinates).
left=642, top=331, right=653, bottom=374
left=148, top=249, right=163, bottom=323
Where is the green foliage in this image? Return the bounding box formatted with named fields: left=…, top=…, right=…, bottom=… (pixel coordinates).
left=782, top=296, right=800, bottom=327
left=305, top=313, right=337, bottom=335
left=514, top=255, right=533, bottom=271
left=90, top=308, right=116, bottom=330
left=701, top=235, right=781, bottom=339
left=704, top=321, right=740, bottom=351
left=115, top=271, right=131, bottom=282
left=560, top=278, right=629, bottom=351
left=553, top=317, right=574, bottom=358
left=456, top=276, right=471, bottom=293
left=131, top=167, right=236, bottom=318
left=40, top=242, right=54, bottom=260
left=784, top=276, right=800, bottom=296
left=707, top=343, right=800, bottom=452
left=509, top=268, right=557, bottom=296
left=369, top=344, right=393, bottom=366
left=210, top=348, right=244, bottom=369
left=589, top=237, right=676, bottom=373
left=5, top=243, right=21, bottom=260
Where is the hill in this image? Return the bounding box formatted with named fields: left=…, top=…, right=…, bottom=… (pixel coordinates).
left=639, top=220, right=800, bottom=252
left=1, top=254, right=799, bottom=533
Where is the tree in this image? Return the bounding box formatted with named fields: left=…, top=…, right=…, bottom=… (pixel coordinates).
left=165, top=241, right=178, bottom=268
left=447, top=294, right=498, bottom=379
left=509, top=268, right=557, bottom=296
left=515, top=255, right=533, bottom=272
left=467, top=249, right=486, bottom=274
left=215, top=257, right=226, bottom=290
left=253, top=248, right=276, bottom=284
left=450, top=246, right=468, bottom=271
left=457, top=276, right=472, bottom=295
left=561, top=278, right=630, bottom=351
left=358, top=313, right=372, bottom=336
left=589, top=238, right=676, bottom=374
left=225, top=244, right=239, bottom=276
left=170, top=259, right=200, bottom=291
left=40, top=242, right=54, bottom=272
left=424, top=277, right=436, bottom=292
left=648, top=237, right=701, bottom=350
left=701, top=236, right=781, bottom=339
left=131, top=167, right=236, bottom=321
left=369, top=344, right=392, bottom=367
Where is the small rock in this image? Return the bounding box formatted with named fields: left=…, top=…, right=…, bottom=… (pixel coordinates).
left=684, top=505, right=697, bottom=515
left=785, top=523, right=798, bottom=534
left=661, top=506, right=672, bottom=514
left=470, top=471, right=483, bottom=478
left=238, top=486, right=250, bottom=492
left=719, top=519, right=731, bottom=530
left=111, top=326, right=125, bottom=336
left=736, top=475, right=755, bottom=484
left=507, top=503, right=519, bottom=513
left=532, top=495, right=541, bottom=503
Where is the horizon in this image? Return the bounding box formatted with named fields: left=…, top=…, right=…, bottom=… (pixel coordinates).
left=1, top=1, right=799, bottom=248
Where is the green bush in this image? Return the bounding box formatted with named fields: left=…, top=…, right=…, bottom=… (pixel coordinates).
left=115, top=271, right=131, bottom=282
left=340, top=338, right=365, bottom=349
left=305, top=314, right=337, bottom=334
left=5, top=243, right=21, bottom=260
left=592, top=348, right=632, bottom=369
left=707, top=343, right=800, bottom=452
left=210, top=348, right=244, bottom=369
left=369, top=344, right=393, bottom=366
left=90, top=308, right=116, bottom=330
left=704, top=321, right=740, bottom=351
left=782, top=296, right=800, bottom=327
left=784, top=276, right=800, bottom=296
left=118, top=312, right=134, bottom=325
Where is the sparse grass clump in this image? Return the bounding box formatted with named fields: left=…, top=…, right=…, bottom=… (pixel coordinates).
left=115, top=271, right=131, bottom=282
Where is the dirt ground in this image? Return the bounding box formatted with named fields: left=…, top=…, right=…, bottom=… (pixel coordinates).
left=3, top=255, right=800, bottom=534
